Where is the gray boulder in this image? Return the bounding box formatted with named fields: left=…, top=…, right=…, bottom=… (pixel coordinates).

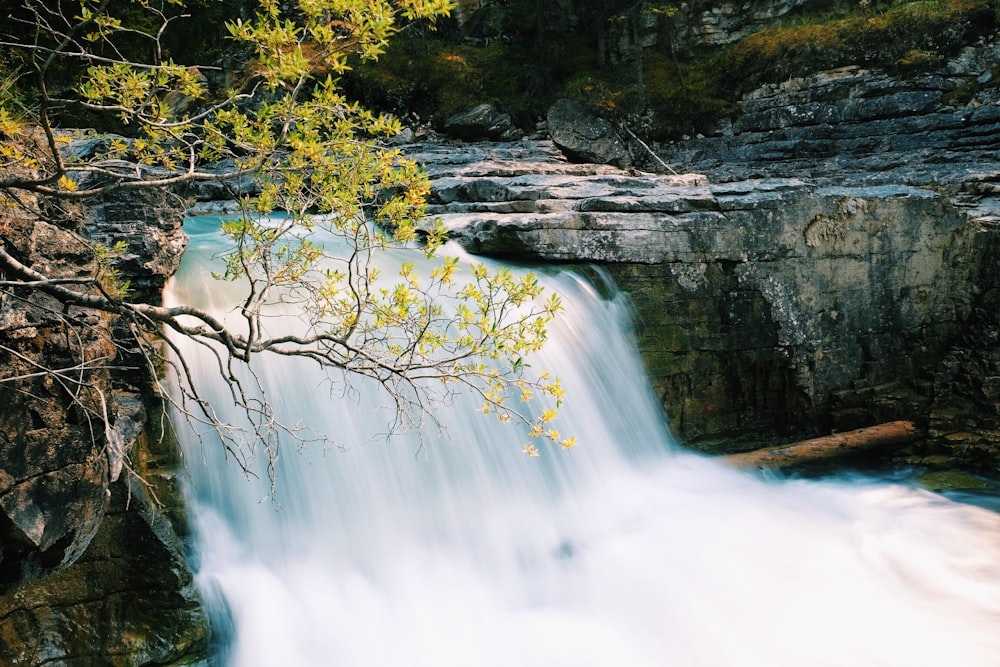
left=546, top=99, right=633, bottom=168
left=443, top=103, right=521, bottom=142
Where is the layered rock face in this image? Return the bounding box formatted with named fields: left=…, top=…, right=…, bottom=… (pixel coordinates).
left=654, top=44, right=1000, bottom=184
left=0, top=185, right=207, bottom=665
left=413, top=138, right=993, bottom=458
left=928, top=232, right=1000, bottom=473
left=452, top=0, right=821, bottom=63
left=648, top=41, right=1000, bottom=465
left=415, top=38, right=1000, bottom=467
left=0, top=201, right=114, bottom=593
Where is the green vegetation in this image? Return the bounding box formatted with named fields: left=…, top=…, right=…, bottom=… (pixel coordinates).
left=351, top=0, right=998, bottom=140
left=350, top=25, right=597, bottom=127
left=0, top=0, right=574, bottom=475
left=917, top=470, right=997, bottom=491
left=719, top=0, right=997, bottom=95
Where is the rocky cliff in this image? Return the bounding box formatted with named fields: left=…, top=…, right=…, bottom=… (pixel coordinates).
left=652, top=43, right=1000, bottom=183
left=0, top=182, right=207, bottom=665
left=414, top=142, right=991, bottom=458
left=410, top=32, right=1000, bottom=472
left=649, top=38, right=1000, bottom=468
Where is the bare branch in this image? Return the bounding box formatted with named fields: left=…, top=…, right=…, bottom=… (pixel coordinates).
left=0, top=0, right=567, bottom=495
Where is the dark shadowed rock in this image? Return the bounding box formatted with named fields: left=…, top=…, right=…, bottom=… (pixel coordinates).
left=926, top=226, right=1000, bottom=474
left=0, top=471, right=208, bottom=667
left=547, top=99, right=633, bottom=168
left=443, top=103, right=521, bottom=141
left=0, top=201, right=113, bottom=594
left=0, top=176, right=208, bottom=663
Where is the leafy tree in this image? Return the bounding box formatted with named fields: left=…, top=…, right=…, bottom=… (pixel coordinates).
left=608, top=1, right=679, bottom=106
left=0, top=0, right=571, bottom=485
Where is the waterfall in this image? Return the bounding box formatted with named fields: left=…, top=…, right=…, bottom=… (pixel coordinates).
left=169, top=216, right=1000, bottom=667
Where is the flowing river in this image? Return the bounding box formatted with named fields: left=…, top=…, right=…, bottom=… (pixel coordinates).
left=168, top=216, right=1000, bottom=666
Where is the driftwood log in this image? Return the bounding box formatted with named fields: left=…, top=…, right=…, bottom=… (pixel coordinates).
left=722, top=420, right=918, bottom=470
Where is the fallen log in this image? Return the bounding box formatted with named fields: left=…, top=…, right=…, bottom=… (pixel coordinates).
left=722, top=420, right=918, bottom=470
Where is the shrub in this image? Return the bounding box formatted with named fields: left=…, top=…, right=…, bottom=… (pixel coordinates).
left=719, top=0, right=998, bottom=95
left=348, top=0, right=998, bottom=139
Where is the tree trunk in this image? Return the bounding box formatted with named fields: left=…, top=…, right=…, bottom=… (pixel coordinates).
left=633, top=10, right=645, bottom=107
left=722, top=421, right=919, bottom=470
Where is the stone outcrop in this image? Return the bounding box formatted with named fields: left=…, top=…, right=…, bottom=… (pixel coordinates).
left=0, top=179, right=208, bottom=664
left=0, top=201, right=113, bottom=593
left=682, top=0, right=817, bottom=48
left=0, top=469, right=207, bottom=666
left=444, top=103, right=522, bottom=142
left=546, top=99, right=635, bottom=168
left=926, top=229, right=1000, bottom=474
left=652, top=43, right=1000, bottom=185
left=646, top=41, right=1000, bottom=464
left=412, top=139, right=992, bottom=457
left=81, top=183, right=188, bottom=303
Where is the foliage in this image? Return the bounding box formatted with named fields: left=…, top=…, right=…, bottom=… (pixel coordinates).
left=350, top=0, right=998, bottom=140
left=562, top=53, right=732, bottom=139
left=94, top=240, right=132, bottom=298
left=639, top=56, right=734, bottom=138
left=350, top=21, right=597, bottom=126
left=0, top=0, right=574, bottom=480
left=609, top=1, right=678, bottom=23
left=717, top=0, right=998, bottom=96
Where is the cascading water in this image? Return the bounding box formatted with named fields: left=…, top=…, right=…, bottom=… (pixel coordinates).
left=169, top=216, right=1000, bottom=666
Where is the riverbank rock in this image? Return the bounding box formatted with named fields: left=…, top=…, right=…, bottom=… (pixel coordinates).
left=443, top=103, right=521, bottom=142
left=547, top=99, right=634, bottom=168
left=412, top=139, right=993, bottom=459
left=0, top=178, right=208, bottom=664
left=0, top=470, right=207, bottom=666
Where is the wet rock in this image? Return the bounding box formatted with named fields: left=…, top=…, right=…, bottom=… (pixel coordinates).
left=0, top=176, right=208, bottom=663
left=414, top=141, right=983, bottom=452
left=0, top=473, right=208, bottom=667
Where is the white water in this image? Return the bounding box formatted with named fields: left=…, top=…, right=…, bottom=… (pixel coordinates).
left=170, top=217, right=1000, bottom=667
